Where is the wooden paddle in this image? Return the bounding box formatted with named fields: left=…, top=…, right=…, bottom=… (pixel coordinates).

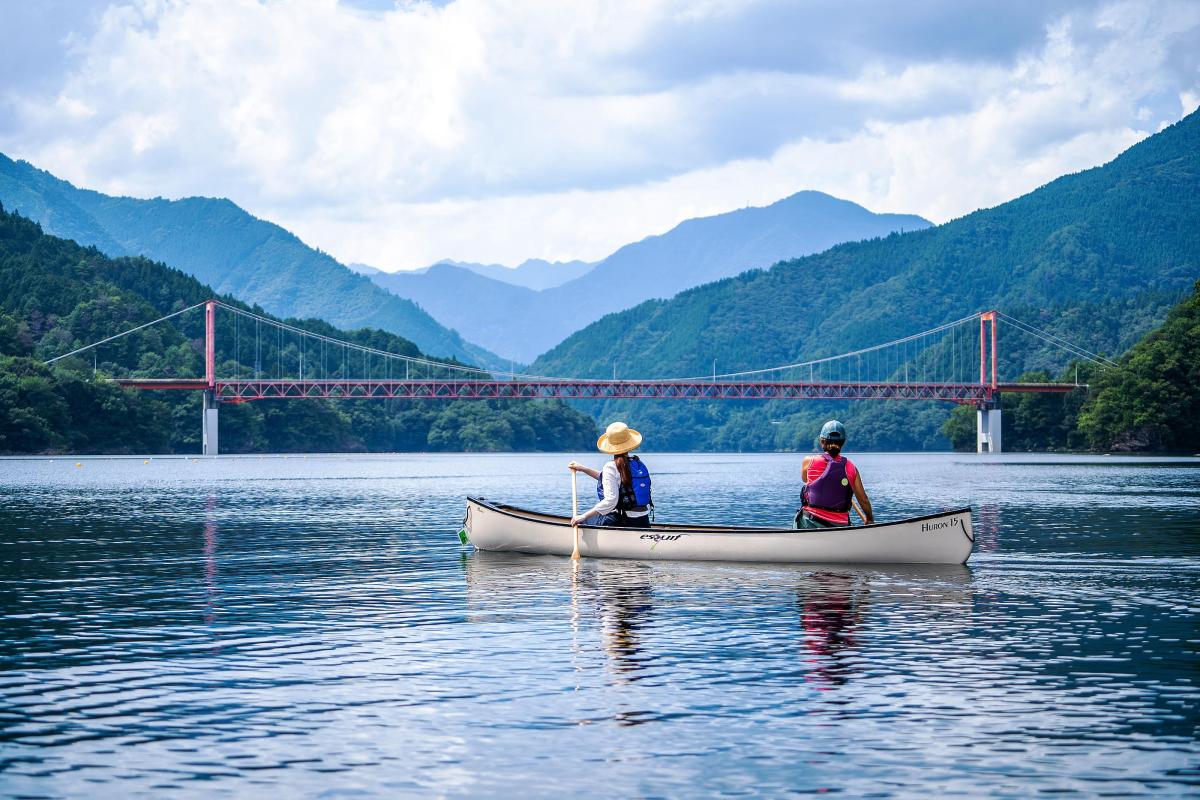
left=570, top=469, right=581, bottom=561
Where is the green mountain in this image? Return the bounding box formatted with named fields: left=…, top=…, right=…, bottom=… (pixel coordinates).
left=531, top=110, right=1200, bottom=451
left=0, top=153, right=503, bottom=369
left=373, top=191, right=930, bottom=362
left=0, top=204, right=596, bottom=454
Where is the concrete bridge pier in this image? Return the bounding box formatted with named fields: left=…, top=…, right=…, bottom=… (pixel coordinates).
left=202, top=390, right=219, bottom=456
left=976, top=405, right=1002, bottom=453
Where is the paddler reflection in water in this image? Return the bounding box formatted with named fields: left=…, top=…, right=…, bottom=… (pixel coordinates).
left=796, top=420, right=874, bottom=529
left=568, top=421, right=653, bottom=528
left=797, top=572, right=867, bottom=689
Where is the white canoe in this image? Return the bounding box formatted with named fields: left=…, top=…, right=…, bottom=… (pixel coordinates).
left=464, top=497, right=974, bottom=565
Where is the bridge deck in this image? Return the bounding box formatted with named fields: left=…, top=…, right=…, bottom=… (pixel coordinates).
left=114, top=378, right=1080, bottom=404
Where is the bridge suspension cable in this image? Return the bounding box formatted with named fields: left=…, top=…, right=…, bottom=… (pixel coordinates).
left=42, top=298, right=1117, bottom=389
left=994, top=312, right=1119, bottom=368
left=668, top=312, right=984, bottom=382
left=42, top=301, right=208, bottom=364
left=216, top=302, right=504, bottom=380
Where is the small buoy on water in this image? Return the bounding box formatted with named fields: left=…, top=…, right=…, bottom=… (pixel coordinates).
left=144, top=460, right=150, bottom=464
left=75, top=462, right=82, bottom=468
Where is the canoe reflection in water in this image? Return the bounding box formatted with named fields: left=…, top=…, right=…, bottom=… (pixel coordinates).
left=463, top=554, right=974, bottom=702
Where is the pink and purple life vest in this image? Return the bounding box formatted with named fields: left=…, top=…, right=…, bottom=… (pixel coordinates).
left=802, top=453, right=858, bottom=525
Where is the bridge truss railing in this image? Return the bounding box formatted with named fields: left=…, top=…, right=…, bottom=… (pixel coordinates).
left=118, top=377, right=1073, bottom=404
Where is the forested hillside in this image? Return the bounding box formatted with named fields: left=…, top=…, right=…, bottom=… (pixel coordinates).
left=0, top=154, right=503, bottom=369
left=0, top=205, right=596, bottom=455
left=1077, top=279, right=1200, bottom=452
left=532, top=110, right=1200, bottom=452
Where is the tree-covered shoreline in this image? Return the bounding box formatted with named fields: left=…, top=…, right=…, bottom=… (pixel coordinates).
left=0, top=205, right=598, bottom=455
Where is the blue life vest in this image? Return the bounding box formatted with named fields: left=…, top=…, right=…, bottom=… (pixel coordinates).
left=596, top=456, right=653, bottom=511
left=801, top=453, right=853, bottom=513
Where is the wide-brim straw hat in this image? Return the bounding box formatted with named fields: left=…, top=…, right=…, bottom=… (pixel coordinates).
left=597, top=421, right=643, bottom=454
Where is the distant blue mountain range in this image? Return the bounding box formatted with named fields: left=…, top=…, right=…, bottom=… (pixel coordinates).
left=370, top=192, right=931, bottom=362
left=352, top=257, right=594, bottom=291
left=438, top=258, right=595, bottom=290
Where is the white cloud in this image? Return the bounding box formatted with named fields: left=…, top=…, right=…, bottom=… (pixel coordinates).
left=2, top=0, right=1198, bottom=268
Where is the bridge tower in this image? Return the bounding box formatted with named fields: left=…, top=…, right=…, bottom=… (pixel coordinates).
left=201, top=300, right=219, bottom=456
left=976, top=311, right=1001, bottom=453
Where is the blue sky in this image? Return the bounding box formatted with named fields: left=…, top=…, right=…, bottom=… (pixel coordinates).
left=1, top=0, right=1197, bottom=269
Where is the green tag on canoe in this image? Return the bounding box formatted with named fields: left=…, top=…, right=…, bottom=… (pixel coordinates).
left=457, top=528, right=469, bottom=546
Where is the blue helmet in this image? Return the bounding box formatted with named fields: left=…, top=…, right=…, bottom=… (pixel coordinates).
left=819, top=420, right=847, bottom=443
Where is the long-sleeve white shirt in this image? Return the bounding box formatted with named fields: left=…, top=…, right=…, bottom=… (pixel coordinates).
left=582, top=460, right=649, bottom=520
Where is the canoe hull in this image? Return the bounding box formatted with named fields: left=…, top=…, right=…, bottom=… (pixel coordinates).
left=464, top=497, right=973, bottom=565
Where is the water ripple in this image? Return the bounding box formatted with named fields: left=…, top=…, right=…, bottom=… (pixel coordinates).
left=1, top=453, right=1197, bottom=797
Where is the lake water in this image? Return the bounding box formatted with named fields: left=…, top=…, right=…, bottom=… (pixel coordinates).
left=1, top=452, right=1198, bottom=798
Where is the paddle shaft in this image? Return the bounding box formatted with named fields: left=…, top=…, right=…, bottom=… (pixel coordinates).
left=570, top=469, right=581, bottom=560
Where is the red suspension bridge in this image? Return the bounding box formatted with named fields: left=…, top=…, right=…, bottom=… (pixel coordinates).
left=45, top=300, right=1116, bottom=455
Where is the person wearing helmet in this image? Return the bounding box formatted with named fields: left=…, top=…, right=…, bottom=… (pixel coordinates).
left=796, top=420, right=874, bottom=529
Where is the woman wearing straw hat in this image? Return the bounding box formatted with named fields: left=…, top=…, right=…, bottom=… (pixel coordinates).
left=568, top=421, right=653, bottom=528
